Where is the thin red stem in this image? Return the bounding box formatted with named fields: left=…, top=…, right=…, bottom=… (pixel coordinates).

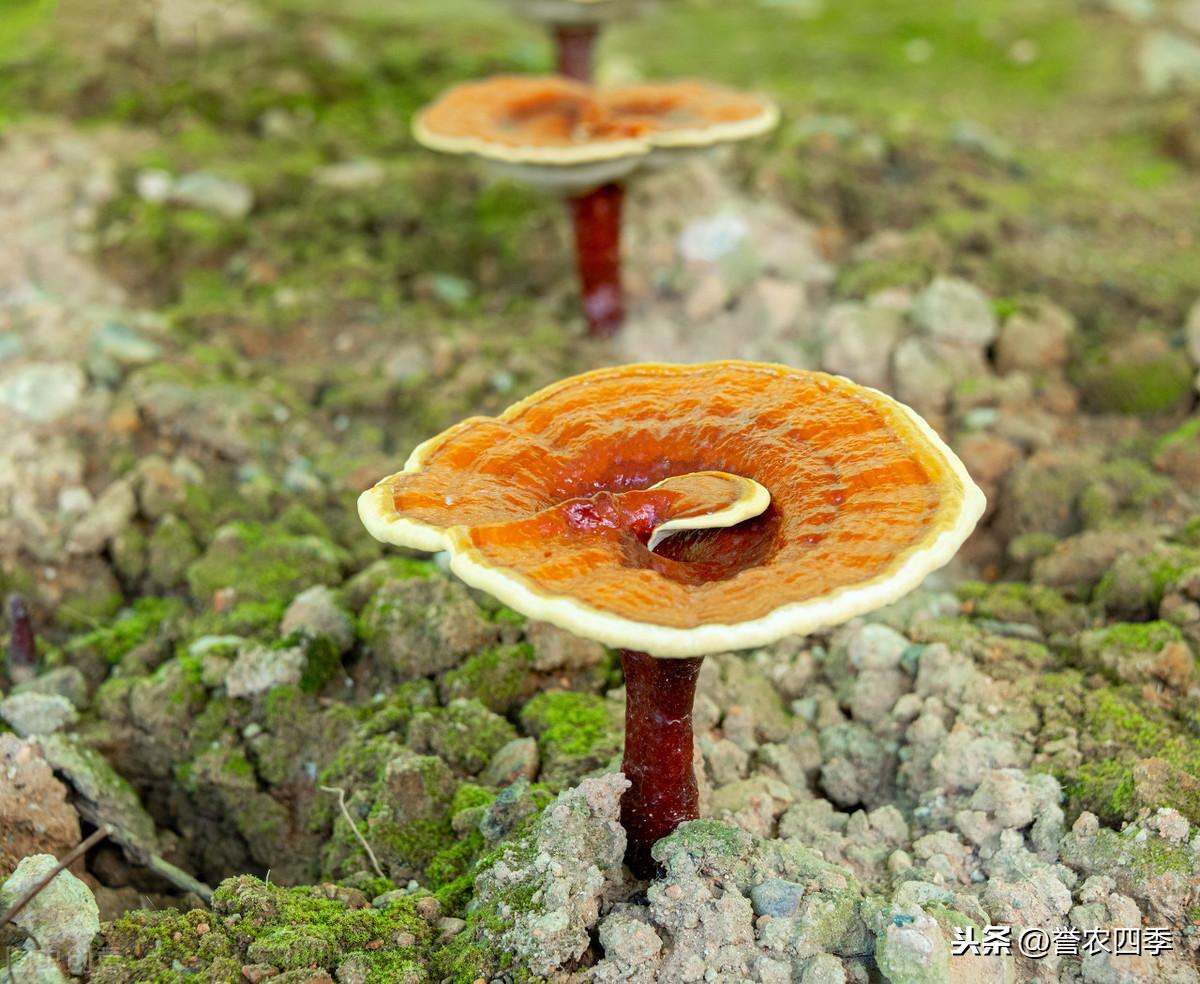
left=554, top=24, right=598, bottom=82
left=619, top=649, right=704, bottom=878
left=568, top=182, right=625, bottom=338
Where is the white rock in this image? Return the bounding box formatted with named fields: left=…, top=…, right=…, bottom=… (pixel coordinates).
left=0, top=855, right=99, bottom=975
left=0, top=363, right=85, bottom=423
left=1139, top=30, right=1200, bottom=94
left=1185, top=298, right=1200, bottom=367
left=911, top=276, right=998, bottom=348
left=0, top=693, right=79, bottom=737
left=313, top=159, right=386, bottom=191
left=225, top=644, right=305, bottom=698
left=66, top=478, right=136, bottom=555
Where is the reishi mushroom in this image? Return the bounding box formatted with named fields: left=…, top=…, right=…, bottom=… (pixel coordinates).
left=413, top=76, right=778, bottom=338
left=496, top=0, right=659, bottom=81
left=358, top=361, right=985, bottom=876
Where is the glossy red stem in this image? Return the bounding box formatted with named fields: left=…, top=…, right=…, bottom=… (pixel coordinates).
left=554, top=24, right=598, bottom=82
left=619, top=649, right=705, bottom=878
left=568, top=182, right=625, bottom=338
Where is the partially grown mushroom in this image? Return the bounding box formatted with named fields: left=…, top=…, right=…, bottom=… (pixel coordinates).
left=413, top=76, right=778, bottom=337
left=359, top=361, right=985, bottom=876
left=496, top=0, right=660, bottom=81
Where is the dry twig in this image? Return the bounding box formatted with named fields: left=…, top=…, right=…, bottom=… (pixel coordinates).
left=320, top=785, right=385, bottom=880
left=0, top=826, right=111, bottom=932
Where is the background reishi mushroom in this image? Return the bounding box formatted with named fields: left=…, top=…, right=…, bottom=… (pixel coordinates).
left=495, top=0, right=661, bottom=81
left=413, top=76, right=778, bottom=337
left=359, top=361, right=986, bottom=877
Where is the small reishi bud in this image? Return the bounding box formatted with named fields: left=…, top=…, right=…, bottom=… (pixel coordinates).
left=6, top=593, right=37, bottom=676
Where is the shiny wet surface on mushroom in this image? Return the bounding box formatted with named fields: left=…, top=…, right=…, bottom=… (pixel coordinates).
left=363, top=363, right=972, bottom=633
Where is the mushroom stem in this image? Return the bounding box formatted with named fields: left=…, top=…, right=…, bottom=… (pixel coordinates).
left=619, top=648, right=704, bottom=878
left=553, top=24, right=598, bottom=82
left=568, top=181, right=625, bottom=338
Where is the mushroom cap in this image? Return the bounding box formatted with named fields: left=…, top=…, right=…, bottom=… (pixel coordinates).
left=412, top=76, right=777, bottom=192
left=359, top=362, right=986, bottom=657
left=497, top=0, right=659, bottom=26
left=601, top=81, right=779, bottom=151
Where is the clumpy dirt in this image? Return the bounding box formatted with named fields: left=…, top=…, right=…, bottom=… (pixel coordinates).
left=1, top=0, right=1199, bottom=981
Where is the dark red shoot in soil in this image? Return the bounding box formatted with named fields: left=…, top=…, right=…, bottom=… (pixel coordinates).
left=619, top=648, right=705, bottom=878
left=569, top=181, right=625, bottom=338
left=6, top=593, right=37, bottom=678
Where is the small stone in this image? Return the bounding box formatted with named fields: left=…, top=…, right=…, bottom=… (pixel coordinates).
left=0, top=692, right=78, bottom=737
left=240, top=965, right=280, bottom=984
left=0, top=950, right=70, bottom=984
left=911, top=276, right=998, bottom=348
left=1186, top=298, right=1200, bottom=367
left=0, top=362, right=85, bottom=422
left=526, top=620, right=606, bottom=672
left=481, top=737, right=539, bottom=787
left=994, top=302, right=1075, bottom=374
left=1139, top=30, right=1200, bottom=94
left=819, top=301, right=906, bottom=391
left=169, top=172, right=254, bottom=219
left=313, top=158, right=386, bottom=190
left=0, top=855, right=100, bottom=975
left=67, top=478, right=136, bottom=555
left=750, top=878, right=806, bottom=918
left=14, top=667, right=90, bottom=709
left=225, top=644, right=306, bottom=698
left=678, top=212, right=750, bottom=263
left=88, top=321, right=161, bottom=383
left=136, top=168, right=173, bottom=203
left=845, top=623, right=909, bottom=671
left=281, top=585, right=355, bottom=654
left=436, top=916, right=466, bottom=939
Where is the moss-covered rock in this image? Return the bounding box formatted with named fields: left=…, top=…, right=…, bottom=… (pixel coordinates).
left=437, top=643, right=535, bottom=714
left=358, top=574, right=497, bottom=682
left=408, top=698, right=517, bottom=775
left=1077, top=620, right=1195, bottom=691
left=186, top=520, right=347, bottom=607
left=1093, top=544, right=1200, bottom=618
left=958, top=580, right=1088, bottom=636
left=146, top=512, right=200, bottom=588
left=1031, top=671, right=1200, bottom=825
left=519, top=690, right=623, bottom=790
left=1073, top=333, right=1195, bottom=415
left=92, top=876, right=433, bottom=984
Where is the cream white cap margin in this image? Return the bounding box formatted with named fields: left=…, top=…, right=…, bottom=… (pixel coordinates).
left=357, top=366, right=986, bottom=658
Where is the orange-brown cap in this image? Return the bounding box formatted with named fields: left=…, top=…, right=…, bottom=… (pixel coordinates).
left=601, top=80, right=779, bottom=151
left=412, top=76, right=777, bottom=190
left=359, top=362, right=985, bottom=657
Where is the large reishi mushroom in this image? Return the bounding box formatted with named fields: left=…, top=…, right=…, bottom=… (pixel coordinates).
left=359, top=361, right=985, bottom=876
left=413, top=76, right=777, bottom=338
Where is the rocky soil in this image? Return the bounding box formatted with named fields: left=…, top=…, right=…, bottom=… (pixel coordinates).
left=2, top=0, right=1200, bottom=982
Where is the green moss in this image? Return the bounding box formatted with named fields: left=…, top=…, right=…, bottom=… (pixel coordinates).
left=409, top=699, right=518, bottom=775
left=66, top=596, right=185, bottom=665
left=1157, top=418, right=1200, bottom=455
left=1088, top=620, right=1184, bottom=652
left=520, top=691, right=613, bottom=758
left=959, top=580, right=1086, bottom=635
left=206, top=876, right=431, bottom=981
left=295, top=633, right=342, bottom=694
left=451, top=783, right=496, bottom=815
left=438, top=643, right=533, bottom=713
left=186, top=520, right=347, bottom=607
left=1033, top=672, right=1200, bottom=824
left=1074, top=343, right=1195, bottom=415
